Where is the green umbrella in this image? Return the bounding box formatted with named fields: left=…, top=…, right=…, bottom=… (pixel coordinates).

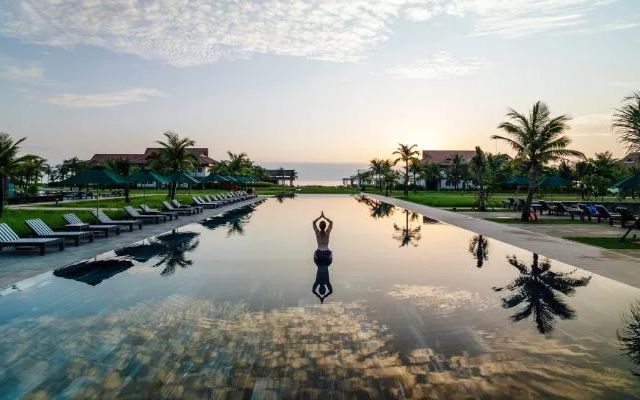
left=504, top=176, right=529, bottom=186
left=537, top=175, right=571, bottom=188
left=128, top=170, right=169, bottom=202
left=168, top=171, right=199, bottom=198
left=62, top=166, right=128, bottom=216
left=614, top=173, right=640, bottom=190
left=201, top=173, right=230, bottom=183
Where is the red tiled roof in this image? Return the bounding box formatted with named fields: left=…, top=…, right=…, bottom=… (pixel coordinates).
left=422, top=150, right=476, bottom=165
left=89, top=148, right=215, bottom=166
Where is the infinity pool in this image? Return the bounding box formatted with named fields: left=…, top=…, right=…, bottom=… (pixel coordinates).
left=1, top=195, right=640, bottom=399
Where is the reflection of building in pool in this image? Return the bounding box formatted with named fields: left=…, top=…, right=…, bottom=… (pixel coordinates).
left=0, top=295, right=636, bottom=398
left=493, top=254, right=592, bottom=334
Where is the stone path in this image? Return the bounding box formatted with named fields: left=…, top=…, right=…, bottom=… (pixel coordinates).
left=0, top=197, right=264, bottom=288
left=367, top=194, right=640, bottom=288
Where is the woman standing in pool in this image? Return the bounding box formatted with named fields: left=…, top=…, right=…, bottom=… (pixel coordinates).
left=312, top=212, right=333, bottom=303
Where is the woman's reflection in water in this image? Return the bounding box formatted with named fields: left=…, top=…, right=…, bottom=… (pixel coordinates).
left=312, top=212, right=333, bottom=303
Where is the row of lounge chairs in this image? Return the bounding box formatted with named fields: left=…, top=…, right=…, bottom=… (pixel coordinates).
left=503, top=198, right=639, bottom=227
left=0, top=191, right=257, bottom=256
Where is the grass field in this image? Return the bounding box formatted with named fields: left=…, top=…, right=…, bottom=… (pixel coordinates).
left=0, top=208, right=127, bottom=236
left=565, top=237, right=640, bottom=249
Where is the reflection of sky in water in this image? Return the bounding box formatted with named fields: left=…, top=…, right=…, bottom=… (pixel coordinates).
left=1, top=196, right=640, bottom=398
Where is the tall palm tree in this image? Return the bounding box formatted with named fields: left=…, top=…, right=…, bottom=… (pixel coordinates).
left=492, top=102, right=584, bottom=221
left=107, top=157, right=134, bottom=203
left=0, top=133, right=27, bottom=216
left=393, top=209, right=421, bottom=247
left=493, top=253, right=591, bottom=334
left=468, top=147, right=488, bottom=211
left=153, top=131, right=197, bottom=199
left=446, top=153, right=467, bottom=191
left=421, top=162, right=441, bottom=191
left=613, top=91, right=640, bottom=156
left=468, top=234, right=488, bottom=268
left=408, top=158, right=422, bottom=193
left=381, top=160, right=397, bottom=196
left=393, top=144, right=420, bottom=196
left=369, top=159, right=385, bottom=192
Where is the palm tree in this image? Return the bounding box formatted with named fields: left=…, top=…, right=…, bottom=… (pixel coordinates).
left=153, top=131, right=198, bottom=199
left=409, top=158, right=422, bottom=193
left=446, top=153, right=467, bottom=191
left=468, top=147, right=488, bottom=211
left=493, top=253, right=591, bottom=334
left=369, top=158, right=385, bottom=192
left=393, top=209, right=421, bottom=247
left=150, top=232, right=200, bottom=276
left=0, top=133, right=27, bottom=216
left=107, top=157, right=134, bottom=203
left=492, top=102, right=584, bottom=221
left=421, top=162, right=441, bottom=191
left=468, top=234, right=488, bottom=268
left=613, top=91, right=640, bottom=156
left=381, top=160, right=397, bottom=196
left=393, top=144, right=420, bottom=196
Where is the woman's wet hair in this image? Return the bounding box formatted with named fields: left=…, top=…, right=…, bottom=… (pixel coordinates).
left=319, top=220, right=327, bottom=231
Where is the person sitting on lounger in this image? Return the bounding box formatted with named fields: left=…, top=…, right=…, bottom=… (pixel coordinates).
left=312, top=212, right=333, bottom=303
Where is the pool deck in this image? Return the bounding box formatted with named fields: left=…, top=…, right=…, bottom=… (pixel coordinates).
left=0, top=196, right=265, bottom=289
left=367, top=193, right=640, bottom=288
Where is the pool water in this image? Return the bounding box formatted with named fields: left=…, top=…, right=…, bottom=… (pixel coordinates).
left=1, top=195, right=640, bottom=399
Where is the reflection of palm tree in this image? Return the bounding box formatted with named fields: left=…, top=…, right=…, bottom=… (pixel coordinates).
left=493, top=254, right=591, bottom=334
left=226, top=216, right=250, bottom=237
left=201, top=202, right=259, bottom=233
left=618, top=300, right=640, bottom=374
left=393, top=209, right=422, bottom=247
left=355, top=195, right=395, bottom=218
left=115, top=231, right=200, bottom=276
left=469, top=234, right=489, bottom=268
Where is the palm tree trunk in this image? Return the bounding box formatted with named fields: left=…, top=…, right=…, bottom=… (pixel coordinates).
left=403, top=163, right=409, bottom=196
left=521, top=168, right=539, bottom=222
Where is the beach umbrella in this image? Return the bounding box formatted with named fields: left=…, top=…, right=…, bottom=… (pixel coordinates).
left=168, top=171, right=199, bottom=197
left=504, top=176, right=529, bottom=186
left=128, top=170, right=169, bottom=202
left=201, top=173, right=230, bottom=183
left=537, top=175, right=571, bottom=188
left=614, top=172, right=640, bottom=190
left=62, top=166, right=128, bottom=215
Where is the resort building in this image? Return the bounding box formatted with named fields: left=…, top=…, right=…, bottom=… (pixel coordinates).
left=89, top=148, right=216, bottom=178
left=619, top=152, right=640, bottom=168
left=421, top=150, right=477, bottom=190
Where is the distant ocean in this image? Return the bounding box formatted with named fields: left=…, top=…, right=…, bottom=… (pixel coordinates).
left=260, top=162, right=368, bottom=186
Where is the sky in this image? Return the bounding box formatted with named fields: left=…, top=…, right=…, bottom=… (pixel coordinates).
left=0, top=0, right=639, bottom=167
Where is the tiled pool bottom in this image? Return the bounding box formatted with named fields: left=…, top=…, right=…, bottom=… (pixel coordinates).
left=1, top=195, right=640, bottom=399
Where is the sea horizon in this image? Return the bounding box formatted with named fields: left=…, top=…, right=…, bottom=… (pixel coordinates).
left=260, top=162, right=369, bottom=186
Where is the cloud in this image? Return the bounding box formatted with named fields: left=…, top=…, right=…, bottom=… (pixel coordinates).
left=384, top=51, right=489, bottom=79
left=35, top=88, right=164, bottom=108
left=1, top=64, right=43, bottom=82
left=0, top=0, right=620, bottom=67
left=570, top=113, right=613, bottom=136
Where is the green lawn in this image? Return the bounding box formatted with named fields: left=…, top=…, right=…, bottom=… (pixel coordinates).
left=485, top=217, right=588, bottom=224
left=0, top=208, right=126, bottom=236
left=565, top=237, right=640, bottom=249
left=365, top=189, right=631, bottom=209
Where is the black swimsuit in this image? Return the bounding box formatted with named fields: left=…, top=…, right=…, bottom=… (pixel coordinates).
left=314, top=249, right=333, bottom=266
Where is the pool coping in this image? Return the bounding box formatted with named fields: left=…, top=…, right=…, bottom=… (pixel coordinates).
left=366, top=193, right=640, bottom=289
left=0, top=196, right=266, bottom=289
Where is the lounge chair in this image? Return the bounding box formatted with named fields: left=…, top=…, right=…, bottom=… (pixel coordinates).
left=172, top=200, right=202, bottom=213
left=123, top=206, right=166, bottom=223
left=554, top=202, right=582, bottom=219
left=0, top=223, right=64, bottom=255
left=139, top=204, right=178, bottom=220
left=616, top=207, right=639, bottom=228
left=192, top=196, right=221, bottom=209
left=92, top=210, right=142, bottom=231
left=577, top=204, right=600, bottom=222
left=63, top=213, right=121, bottom=237
left=25, top=219, right=94, bottom=246
left=206, top=194, right=231, bottom=205
left=162, top=201, right=195, bottom=215
left=595, top=205, right=623, bottom=226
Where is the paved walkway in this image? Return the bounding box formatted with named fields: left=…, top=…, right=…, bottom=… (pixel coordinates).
left=0, top=197, right=264, bottom=288
left=367, top=194, right=640, bottom=288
